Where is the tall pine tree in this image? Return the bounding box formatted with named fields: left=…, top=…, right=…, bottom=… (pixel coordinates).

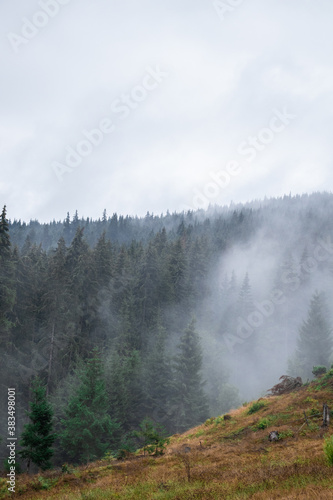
left=60, top=350, right=118, bottom=464
left=172, top=320, right=209, bottom=432
left=0, top=205, right=15, bottom=345
left=295, top=291, right=332, bottom=379
left=19, top=377, right=56, bottom=472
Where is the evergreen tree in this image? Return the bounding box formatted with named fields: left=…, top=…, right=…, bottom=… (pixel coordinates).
left=235, top=273, right=258, bottom=357
left=0, top=206, right=15, bottom=344
left=172, top=320, right=209, bottom=432
left=238, top=273, right=253, bottom=318
left=60, top=351, right=118, bottom=463
left=143, top=324, right=173, bottom=432
left=43, top=237, right=72, bottom=393
left=295, top=291, right=332, bottom=379
left=136, top=242, right=160, bottom=330
left=105, top=348, right=144, bottom=434
left=93, top=232, right=114, bottom=288
left=0, top=205, right=11, bottom=259
left=19, top=377, right=56, bottom=472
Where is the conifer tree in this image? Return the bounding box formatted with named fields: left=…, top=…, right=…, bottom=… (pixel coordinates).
left=235, top=273, right=257, bottom=357
left=0, top=205, right=11, bottom=259
left=295, top=291, right=332, bottom=379
left=143, top=324, right=173, bottom=432
left=238, top=273, right=253, bottom=318
left=19, top=377, right=56, bottom=472
left=60, top=350, right=118, bottom=463
left=172, top=320, right=209, bottom=432
left=0, top=206, right=15, bottom=345
left=105, top=348, right=144, bottom=433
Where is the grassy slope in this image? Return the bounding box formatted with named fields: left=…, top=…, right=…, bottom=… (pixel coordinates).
left=2, top=373, right=333, bottom=500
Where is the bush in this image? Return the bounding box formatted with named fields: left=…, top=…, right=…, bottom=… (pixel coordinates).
left=115, top=433, right=137, bottom=460
left=256, top=418, right=270, bottom=430
left=312, top=366, right=327, bottom=378
left=247, top=400, right=266, bottom=415
left=254, top=415, right=277, bottom=430
left=324, top=435, right=333, bottom=466
left=134, top=418, right=170, bottom=456
left=279, top=429, right=294, bottom=439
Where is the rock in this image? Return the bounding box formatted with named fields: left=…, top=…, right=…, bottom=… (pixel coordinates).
left=268, top=431, right=279, bottom=442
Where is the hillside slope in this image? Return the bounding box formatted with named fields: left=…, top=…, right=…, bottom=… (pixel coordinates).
left=3, top=372, right=333, bottom=499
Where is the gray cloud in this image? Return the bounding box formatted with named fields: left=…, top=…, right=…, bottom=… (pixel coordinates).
left=1, top=0, right=333, bottom=222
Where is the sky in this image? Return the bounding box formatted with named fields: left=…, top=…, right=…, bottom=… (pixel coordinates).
left=1, top=0, right=333, bottom=223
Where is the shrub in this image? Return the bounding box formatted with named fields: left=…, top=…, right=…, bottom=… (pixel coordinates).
left=256, top=418, right=270, bottom=430
left=115, top=433, right=137, bottom=460
left=247, top=400, right=266, bottom=415
left=324, top=435, right=333, bottom=466
left=134, top=418, right=170, bottom=456
left=254, top=415, right=277, bottom=430
left=312, top=366, right=327, bottom=378
left=279, top=429, right=294, bottom=439
left=31, top=477, right=58, bottom=491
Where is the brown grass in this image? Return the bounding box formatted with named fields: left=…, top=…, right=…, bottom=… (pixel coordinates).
left=2, top=377, right=333, bottom=499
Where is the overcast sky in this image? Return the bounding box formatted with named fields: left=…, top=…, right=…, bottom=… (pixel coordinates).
left=1, top=0, right=332, bottom=222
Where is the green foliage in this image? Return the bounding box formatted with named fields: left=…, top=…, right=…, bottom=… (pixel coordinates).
left=19, top=377, right=56, bottom=471
left=31, top=476, right=58, bottom=491
left=61, top=462, right=74, bottom=474
left=254, top=415, right=277, bottom=430
left=295, top=292, right=333, bottom=379
left=60, top=351, right=119, bottom=464
left=279, top=429, right=294, bottom=439
left=255, top=418, right=270, bottom=430
left=322, top=368, right=333, bottom=381
left=324, top=435, right=333, bottom=466
left=114, top=433, right=137, bottom=460
left=312, top=366, right=327, bottom=377
left=134, top=418, right=170, bottom=456
left=171, top=320, right=209, bottom=432
left=0, top=205, right=16, bottom=344
left=247, top=400, right=266, bottom=415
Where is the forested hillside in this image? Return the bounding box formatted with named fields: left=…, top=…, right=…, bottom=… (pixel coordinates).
left=1, top=192, right=333, bottom=468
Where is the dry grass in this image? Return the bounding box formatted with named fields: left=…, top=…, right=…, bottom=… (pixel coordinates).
left=2, top=376, right=333, bottom=499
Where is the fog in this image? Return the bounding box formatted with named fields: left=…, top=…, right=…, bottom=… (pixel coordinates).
left=193, top=196, right=333, bottom=406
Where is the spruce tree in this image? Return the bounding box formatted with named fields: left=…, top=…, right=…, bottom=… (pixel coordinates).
left=172, top=320, right=209, bottom=432
left=0, top=205, right=11, bottom=259
left=0, top=206, right=15, bottom=345
left=143, top=324, right=173, bottom=432
left=60, top=351, right=118, bottom=463
left=295, top=291, right=332, bottom=379
left=19, top=378, right=56, bottom=472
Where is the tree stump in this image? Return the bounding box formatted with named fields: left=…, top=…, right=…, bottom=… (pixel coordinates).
left=322, top=403, right=330, bottom=428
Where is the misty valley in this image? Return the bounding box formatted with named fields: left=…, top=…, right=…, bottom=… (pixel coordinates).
left=1, top=191, right=333, bottom=470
